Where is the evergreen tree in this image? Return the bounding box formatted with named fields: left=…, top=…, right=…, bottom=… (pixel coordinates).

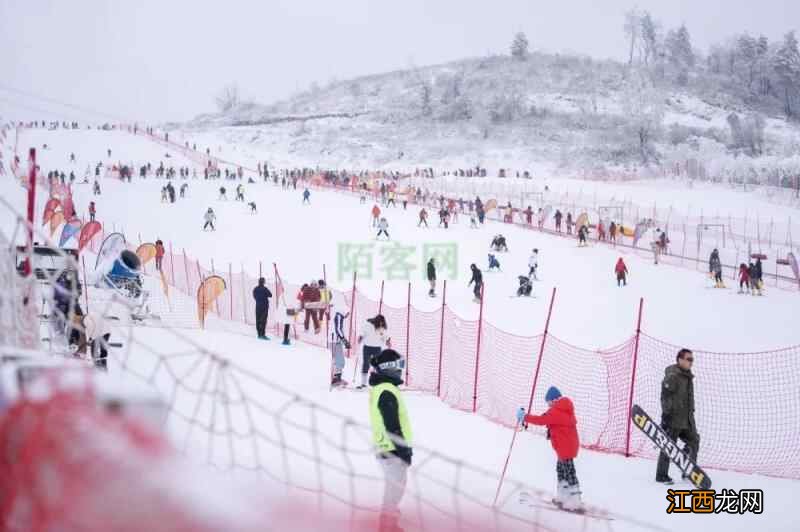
left=774, top=31, right=800, bottom=117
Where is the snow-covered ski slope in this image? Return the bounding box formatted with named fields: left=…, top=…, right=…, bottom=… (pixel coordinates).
left=3, top=126, right=798, bottom=531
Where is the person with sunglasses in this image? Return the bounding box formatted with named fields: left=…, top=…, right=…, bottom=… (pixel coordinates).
left=656, top=348, right=699, bottom=484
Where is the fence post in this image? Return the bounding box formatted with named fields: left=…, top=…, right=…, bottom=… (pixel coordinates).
left=378, top=280, right=385, bottom=314
left=229, top=263, right=234, bottom=320
left=241, top=263, right=248, bottom=324
left=259, top=260, right=262, bottom=278
left=81, top=256, right=89, bottom=314
left=196, top=260, right=204, bottom=329
left=323, top=264, right=329, bottom=348
left=472, top=283, right=486, bottom=413
left=526, top=287, right=557, bottom=412
left=182, top=249, right=190, bottom=294
left=404, top=282, right=411, bottom=384
left=436, top=280, right=447, bottom=398
left=168, top=242, right=176, bottom=285
left=346, top=271, right=357, bottom=358
left=272, top=263, right=280, bottom=337
left=625, top=298, right=644, bottom=457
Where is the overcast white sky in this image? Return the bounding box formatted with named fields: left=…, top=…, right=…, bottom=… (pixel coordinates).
left=0, top=0, right=797, bottom=123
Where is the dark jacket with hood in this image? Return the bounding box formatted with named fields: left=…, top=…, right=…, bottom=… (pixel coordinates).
left=427, top=260, right=436, bottom=281
left=660, top=364, right=696, bottom=432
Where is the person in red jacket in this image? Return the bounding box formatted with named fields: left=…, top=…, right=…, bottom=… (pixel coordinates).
left=517, top=386, right=582, bottom=511
left=615, top=257, right=628, bottom=287
left=154, top=239, right=165, bottom=272
left=371, top=204, right=381, bottom=227
left=738, top=263, right=751, bottom=294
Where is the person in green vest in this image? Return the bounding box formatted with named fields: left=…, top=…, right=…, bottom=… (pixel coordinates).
left=369, top=349, right=412, bottom=532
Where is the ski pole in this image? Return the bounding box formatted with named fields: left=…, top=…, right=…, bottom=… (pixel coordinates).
left=493, top=418, right=522, bottom=507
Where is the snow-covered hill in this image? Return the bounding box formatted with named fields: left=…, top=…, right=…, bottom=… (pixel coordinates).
left=181, top=52, right=800, bottom=180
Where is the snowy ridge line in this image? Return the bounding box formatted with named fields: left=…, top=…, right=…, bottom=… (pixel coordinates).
left=0, top=204, right=653, bottom=532
left=108, top=221, right=800, bottom=481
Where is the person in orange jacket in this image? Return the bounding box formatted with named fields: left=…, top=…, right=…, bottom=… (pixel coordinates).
left=517, top=386, right=582, bottom=511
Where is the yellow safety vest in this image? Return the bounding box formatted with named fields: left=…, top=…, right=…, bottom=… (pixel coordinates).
left=369, top=382, right=413, bottom=453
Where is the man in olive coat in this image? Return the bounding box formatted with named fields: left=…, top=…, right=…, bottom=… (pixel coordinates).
left=656, top=348, right=700, bottom=484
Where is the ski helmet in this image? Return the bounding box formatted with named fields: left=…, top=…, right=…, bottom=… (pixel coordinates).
left=370, top=349, right=405, bottom=381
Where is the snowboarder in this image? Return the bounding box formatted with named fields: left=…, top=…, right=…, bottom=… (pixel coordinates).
left=357, top=314, right=388, bottom=389
left=468, top=264, right=483, bottom=302
left=488, top=253, right=501, bottom=272
left=376, top=217, right=390, bottom=240
left=203, top=208, right=216, bottom=231
left=516, top=275, right=533, bottom=297
left=490, top=234, right=508, bottom=252
left=709, top=249, right=724, bottom=288
left=517, top=386, right=582, bottom=511
left=88, top=201, right=96, bottom=222
left=615, top=257, right=628, bottom=287
left=427, top=258, right=437, bottom=297
left=155, top=239, right=165, bottom=271
left=253, top=277, right=273, bottom=340
left=656, top=349, right=699, bottom=485
left=303, top=188, right=311, bottom=204
left=369, top=349, right=412, bottom=531
left=528, top=249, right=539, bottom=280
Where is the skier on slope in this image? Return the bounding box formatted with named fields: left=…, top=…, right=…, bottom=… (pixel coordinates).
left=488, top=253, right=501, bottom=272
left=369, top=349, right=412, bottom=531
left=88, top=201, right=96, bottom=222
left=330, top=290, right=351, bottom=387
left=528, top=249, right=539, bottom=280
left=577, top=224, right=589, bottom=247
left=356, top=314, right=388, bottom=389
left=218, top=186, right=227, bottom=200
left=203, top=208, right=216, bottom=231
left=376, top=217, right=390, bottom=240
left=303, top=188, right=311, bottom=204
left=709, top=249, right=724, bottom=288
left=516, top=386, right=582, bottom=511
left=615, top=257, right=628, bottom=287
left=427, top=257, right=437, bottom=297
left=418, top=208, right=429, bottom=228
left=738, top=263, right=751, bottom=294
left=468, top=264, right=483, bottom=302
left=372, top=204, right=382, bottom=227
left=554, top=210, right=563, bottom=232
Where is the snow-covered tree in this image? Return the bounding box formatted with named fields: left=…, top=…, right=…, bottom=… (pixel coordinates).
left=511, top=32, right=529, bottom=61
left=418, top=81, right=433, bottom=117
left=665, top=25, right=694, bottom=85
left=623, top=71, right=665, bottom=163
left=639, top=12, right=660, bottom=68
left=773, top=31, right=800, bottom=117
left=623, top=8, right=642, bottom=66
left=215, top=84, right=240, bottom=113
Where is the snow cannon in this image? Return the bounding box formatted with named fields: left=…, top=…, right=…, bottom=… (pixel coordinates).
left=106, top=250, right=143, bottom=299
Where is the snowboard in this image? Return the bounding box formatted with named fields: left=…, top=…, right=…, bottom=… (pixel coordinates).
left=630, top=404, right=712, bottom=489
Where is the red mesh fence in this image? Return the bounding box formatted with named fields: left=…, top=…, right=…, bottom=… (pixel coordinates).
left=629, top=333, right=800, bottom=479
left=87, top=231, right=800, bottom=481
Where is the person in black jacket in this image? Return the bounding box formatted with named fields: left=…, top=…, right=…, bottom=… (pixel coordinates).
left=656, top=348, right=699, bottom=484
left=369, top=349, right=412, bottom=532
left=427, top=258, right=436, bottom=297
left=252, top=277, right=273, bottom=339
left=468, top=263, right=483, bottom=302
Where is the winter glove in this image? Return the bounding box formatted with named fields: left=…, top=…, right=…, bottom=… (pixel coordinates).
left=516, top=407, right=527, bottom=429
